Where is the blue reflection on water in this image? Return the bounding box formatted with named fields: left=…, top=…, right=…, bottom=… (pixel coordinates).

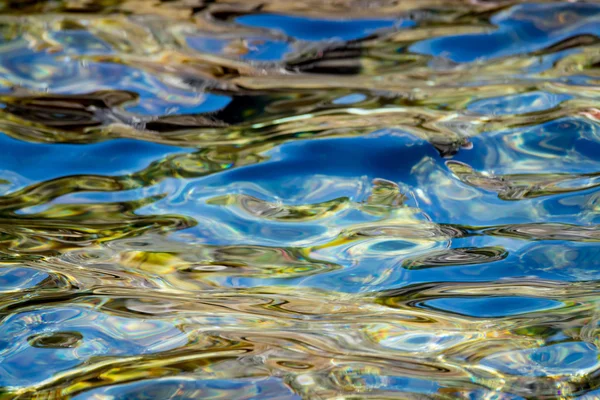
left=0, top=306, right=187, bottom=388
left=236, top=14, right=412, bottom=41
left=467, top=91, right=572, bottom=116
left=411, top=2, right=600, bottom=62
left=422, top=297, right=564, bottom=318
left=0, top=135, right=188, bottom=185
left=0, top=267, right=50, bottom=292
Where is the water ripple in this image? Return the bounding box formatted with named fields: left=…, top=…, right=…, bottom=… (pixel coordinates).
left=0, top=0, right=599, bottom=398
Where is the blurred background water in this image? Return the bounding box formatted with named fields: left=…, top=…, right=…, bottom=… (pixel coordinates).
left=0, top=0, right=599, bottom=398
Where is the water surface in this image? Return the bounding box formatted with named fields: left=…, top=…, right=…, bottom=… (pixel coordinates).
left=0, top=0, right=599, bottom=398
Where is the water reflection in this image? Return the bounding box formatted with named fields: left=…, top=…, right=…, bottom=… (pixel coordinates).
left=0, top=0, right=599, bottom=398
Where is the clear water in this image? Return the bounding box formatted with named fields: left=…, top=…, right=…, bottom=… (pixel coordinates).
left=0, top=1, right=599, bottom=398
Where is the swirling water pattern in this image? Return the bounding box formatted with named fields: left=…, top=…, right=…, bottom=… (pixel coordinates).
left=0, top=0, right=599, bottom=398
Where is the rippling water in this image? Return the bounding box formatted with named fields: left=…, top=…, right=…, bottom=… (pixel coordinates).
left=0, top=0, right=599, bottom=398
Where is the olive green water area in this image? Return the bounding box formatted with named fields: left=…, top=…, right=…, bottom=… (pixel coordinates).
left=0, top=0, right=599, bottom=398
